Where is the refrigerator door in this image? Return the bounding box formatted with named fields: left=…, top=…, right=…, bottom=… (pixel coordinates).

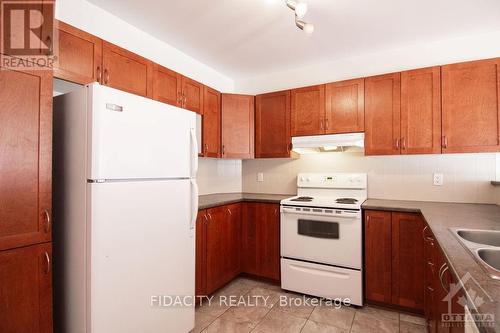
left=88, top=84, right=197, bottom=180
left=88, top=180, right=195, bottom=333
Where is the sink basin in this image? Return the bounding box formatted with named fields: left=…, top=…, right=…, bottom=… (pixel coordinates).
left=477, top=248, right=500, bottom=272
left=456, top=229, right=500, bottom=247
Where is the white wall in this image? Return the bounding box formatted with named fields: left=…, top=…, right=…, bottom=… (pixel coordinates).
left=242, top=153, right=499, bottom=204
left=198, top=158, right=242, bottom=195
left=235, top=30, right=500, bottom=95
left=55, top=0, right=234, bottom=92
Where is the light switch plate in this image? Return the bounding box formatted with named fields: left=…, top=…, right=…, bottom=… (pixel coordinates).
left=257, top=172, right=264, bottom=182
left=433, top=173, right=444, bottom=186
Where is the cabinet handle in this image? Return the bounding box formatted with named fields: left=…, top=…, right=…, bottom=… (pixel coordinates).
left=46, top=36, right=53, bottom=54
left=103, top=69, right=109, bottom=84
left=274, top=208, right=278, bottom=216
left=222, top=145, right=226, bottom=156
left=320, top=120, right=324, bottom=130
left=401, top=137, right=406, bottom=150
left=422, top=226, right=434, bottom=242
left=395, top=138, right=400, bottom=150
left=204, top=214, right=208, bottom=224
left=184, top=95, right=187, bottom=107
left=227, top=208, right=232, bottom=215
left=96, top=66, right=102, bottom=83
left=325, top=118, right=329, bottom=130
left=427, top=260, right=434, bottom=267
left=44, top=252, right=51, bottom=274
left=427, top=285, right=434, bottom=292
left=442, top=136, right=448, bottom=148
left=43, top=209, right=51, bottom=233
left=207, top=213, right=213, bottom=221
left=439, top=264, right=450, bottom=292
left=366, top=215, right=370, bottom=222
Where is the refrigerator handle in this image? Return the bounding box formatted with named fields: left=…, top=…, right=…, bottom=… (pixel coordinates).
left=190, top=179, right=198, bottom=232
left=190, top=127, right=198, bottom=178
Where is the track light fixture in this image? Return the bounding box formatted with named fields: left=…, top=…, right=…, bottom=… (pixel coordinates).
left=285, top=0, right=314, bottom=33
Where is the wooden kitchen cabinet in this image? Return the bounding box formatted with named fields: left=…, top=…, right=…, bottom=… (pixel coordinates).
left=241, top=203, right=280, bottom=281
left=152, top=63, right=181, bottom=107
left=364, top=210, right=424, bottom=312
left=0, top=243, right=53, bottom=333
left=181, top=76, right=204, bottom=114
left=54, top=20, right=103, bottom=84
left=325, top=79, right=365, bottom=134
left=203, top=87, right=222, bottom=157
left=195, top=211, right=207, bottom=296
left=291, top=85, right=326, bottom=136
left=255, top=90, right=291, bottom=158
left=364, top=73, right=401, bottom=155
left=221, top=94, right=255, bottom=159
left=102, top=41, right=153, bottom=98
left=401, top=67, right=442, bottom=154
left=441, top=58, right=500, bottom=153
left=0, top=66, right=52, bottom=251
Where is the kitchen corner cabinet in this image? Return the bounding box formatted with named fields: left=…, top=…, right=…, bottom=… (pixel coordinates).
left=222, top=94, right=255, bottom=159
left=255, top=90, right=291, bottom=158
left=0, top=243, right=53, bottom=333
left=152, top=64, right=181, bottom=107
left=291, top=85, right=326, bottom=136
left=325, top=79, right=365, bottom=134
left=441, top=58, right=500, bottom=153
left=102, top=41, right=154, bottom=98
left=54, top=20, right=103, bottom=85
left=364, top=210, right=424, bottom=312
left=203, top=87, right=222, bottom=157
left=364, top=73, right=401, bottom=155
left=241, top=203, right=280, bottom=281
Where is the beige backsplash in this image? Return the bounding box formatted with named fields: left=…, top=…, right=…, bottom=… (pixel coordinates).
left=198, top=158, right=242, bottom=195
left=242, top=152, right=500, bottom=204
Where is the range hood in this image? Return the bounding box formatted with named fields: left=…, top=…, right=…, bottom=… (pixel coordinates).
left=291, top=133, right=364, bottom=154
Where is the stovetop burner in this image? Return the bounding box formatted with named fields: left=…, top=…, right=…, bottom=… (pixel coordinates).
left=290, top=196, right=314, bottom=202
left=335, top=198, right=358, bottom=205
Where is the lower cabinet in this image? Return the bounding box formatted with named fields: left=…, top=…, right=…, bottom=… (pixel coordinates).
left=196, top=202, right=280, bottom=296
left=0, top=243, right=53, bottom=333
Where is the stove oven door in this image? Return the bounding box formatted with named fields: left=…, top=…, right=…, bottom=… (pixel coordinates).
left=280, top=206, right=361, bottom=269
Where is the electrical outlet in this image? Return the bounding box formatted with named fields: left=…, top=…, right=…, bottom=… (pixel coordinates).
left=433, top=173, right=444, bottom=186
left=257, top=172, right=264, bottom=182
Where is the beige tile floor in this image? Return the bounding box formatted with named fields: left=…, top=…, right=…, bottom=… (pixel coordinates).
left=192, top=277, right=426, bottom=333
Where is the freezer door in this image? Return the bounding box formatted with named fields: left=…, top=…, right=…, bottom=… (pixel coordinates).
left=88, top=84, right=197, bottom=180
left=88, top=180, right=195, bottom=333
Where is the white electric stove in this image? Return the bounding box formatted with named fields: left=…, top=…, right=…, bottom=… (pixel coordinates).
left=280, top=173, right=367, bottom=306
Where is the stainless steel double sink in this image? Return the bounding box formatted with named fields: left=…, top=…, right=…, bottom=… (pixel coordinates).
left=450, top=228, right=500, bottom=279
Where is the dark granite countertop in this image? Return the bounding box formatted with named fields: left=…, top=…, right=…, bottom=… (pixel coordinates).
left=363, top=199, right=500, bottom=333
left=198, top=193, right=292, bottom=210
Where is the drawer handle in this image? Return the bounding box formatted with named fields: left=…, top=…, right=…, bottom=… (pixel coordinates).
left=43, top=209, right=51, bottom=233
left=439, top=264, right=450, bottom=292
left=227, top=208, right=232, bottom=215
left=44, top=252, right=51, bottom=274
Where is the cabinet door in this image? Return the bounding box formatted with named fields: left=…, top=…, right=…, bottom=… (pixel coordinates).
left=0, top=67, right=52, bottom=251
left=195, top=210, right=207, bottom=296
left=258, top=204, right=280, bottom=281
left=221, top=94, right=255, bottom=159
left=241, top=203, right=260, bottom=276
left=54, top=20, right=102, bottom=85
left=255, top=90, right=291, bottom=158
left=391, top=213, right=424, bottom=311
left=365, top=73, right=401, bottom=155
left=325, top=79, right=364, bottom=134
left=442, top=58, right=500, bottom=153
left=364, top=210, right=392, bottom=303
left=291, top=85, right=326, bottom=136
left=203, top=87, right=221, bottom=158
left=224, top=204, right=241, bottom=280
left=181, top=76, right=204, bottom=114
left=102, top=41, right=153, bottom=98
left=0, top=243, right=52, bottom=333
left=152, top=64, right=181, bottom=107
left=401, top=67, right=442, bottom=154
left=205, top=206, right=227, bottom=294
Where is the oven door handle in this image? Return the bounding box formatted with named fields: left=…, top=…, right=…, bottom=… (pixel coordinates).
left=280, top=206, right=360, bottom=219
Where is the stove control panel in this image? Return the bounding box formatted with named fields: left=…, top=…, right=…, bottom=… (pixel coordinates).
left=297, top=173, right=367, bottom=189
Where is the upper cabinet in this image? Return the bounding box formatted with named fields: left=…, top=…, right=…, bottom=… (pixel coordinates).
left=364, top=73, right=401, bottom=155
left=291, top=85, right=326, bottom=136
left=0, top=66, right=52, bottom=251
left=401, top=67, right=442, bottom=154
left=325, top=79, right=365, bottom=134
left=441, top=58, right=500, bottom=153
left=102, top=41, right=153, bottom=98
left=222, top=94, right=255, bottom=159
left=255, top=90, right=291, bottom=158
left=152, top=64, right=181, bottom=107
left=181, top=76, right=204, bottom=114
left=54, top=20, right=102, bottom=85
left=203, top=87, right=222, bottom=158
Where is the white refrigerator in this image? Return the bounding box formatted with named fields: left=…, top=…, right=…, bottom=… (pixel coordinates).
left=53, top=83, right=198, bottom=333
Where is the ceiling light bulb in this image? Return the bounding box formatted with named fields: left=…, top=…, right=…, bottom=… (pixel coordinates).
left=294, top=2, right=308, bottom=18
left=303, top=22, right=314, bottom=34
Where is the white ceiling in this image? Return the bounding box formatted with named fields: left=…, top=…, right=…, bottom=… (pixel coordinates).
left=87, top=0, right=500, bottom=79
